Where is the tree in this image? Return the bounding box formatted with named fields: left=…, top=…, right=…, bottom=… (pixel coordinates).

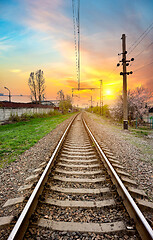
left=28, top=70, right=45, bottom=103
left=113, top=86, right=153, bottom=122
left=128, top=86, right=152, bottom=121
left=57, top=90, right=64, bottom=101
left=88, top=105, right=110, bottom=117
left=57, top=91, right=72, bottom=114
left=113, top=94, right=123, bottom=122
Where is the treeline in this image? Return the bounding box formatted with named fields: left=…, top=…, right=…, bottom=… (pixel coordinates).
left=87, top=105, right=110, bottom=117
left=87, top=86, right=153, bottom=125
left=113, top=86, right=152, bottom=123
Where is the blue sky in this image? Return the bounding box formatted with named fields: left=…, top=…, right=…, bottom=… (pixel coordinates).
left=0, top=0, right=153, bottom=104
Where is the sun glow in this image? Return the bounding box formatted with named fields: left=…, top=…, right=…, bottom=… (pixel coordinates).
left=106, top=90, right=111, bottom=95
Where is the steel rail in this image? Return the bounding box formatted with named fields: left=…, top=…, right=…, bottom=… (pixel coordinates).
left=8, top=114, right=78, bottom=240
left=83, top=118, right=153, bottom=240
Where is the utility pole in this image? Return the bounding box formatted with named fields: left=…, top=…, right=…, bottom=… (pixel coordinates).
left=117, top=34, right=134, bottom=130
left=102, top=82, right=103, bottom=116
left=88, top=95, right=94, bottom=113
left=4, top=87, right=11, bottom=102
left=99, top=80, right=103, bottom=116
left=122, top=34, right=128, bottom=129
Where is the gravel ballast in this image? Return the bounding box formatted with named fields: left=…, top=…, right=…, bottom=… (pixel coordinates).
left=0, top=112, right=152, bottom=239
left=84, top=112, right=153, bottom=201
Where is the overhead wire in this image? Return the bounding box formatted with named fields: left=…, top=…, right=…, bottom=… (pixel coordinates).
left=134, top=41, right=153, bottom=59
left=128, top=22, right=153, bottom=51
left=134, top=61, right=153, bottom=72
left=130, top=41, right=153, bottom=67
left=127, top=22, right=153, bottom=76
left=107, top=66, right=118, bottom=77
left=128, top=21, right=153, bottom=55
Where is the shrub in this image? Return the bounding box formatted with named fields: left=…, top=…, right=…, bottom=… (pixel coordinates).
left=48, top=110, right=61, bottom=116
left=87, top=105, right=110, bottom=117
left=8, top=110, right=63, bottom=123
left=20, top=113, right=32, bottom=121
left=9, top=113, right=20, bottom=122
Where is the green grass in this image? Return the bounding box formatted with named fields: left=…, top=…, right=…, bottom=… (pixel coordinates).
left=0, top=113, right=75, bottom=168
left=129, top=127, right=153, bottom=138
left=130, top=129, right=148, bottom=137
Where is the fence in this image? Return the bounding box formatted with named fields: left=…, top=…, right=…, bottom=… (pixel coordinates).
left=0, top=101, right=57, bottom=122
left=130, top=117, right=153, bottom=129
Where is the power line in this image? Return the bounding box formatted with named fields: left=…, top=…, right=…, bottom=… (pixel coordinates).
left=128, top=22, right=153, bottom=55
left=107, top=66, right=118, bottom=77
left=128, top=22, right=153, bottom=51
left=134, top=41, right=153, bottom=59
left=134, top=61, right=153, bottom=72
left=130, top=41, right=153, bottom=67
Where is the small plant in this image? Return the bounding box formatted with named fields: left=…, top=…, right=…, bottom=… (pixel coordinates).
left=48, top=110, right=61, bottom=116
left=20, top=113, right=31, bottom=121
left=9, top=113, right=20, bottom=122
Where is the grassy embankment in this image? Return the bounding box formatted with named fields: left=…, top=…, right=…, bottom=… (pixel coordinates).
left=0, top=113, right=75, bottom=168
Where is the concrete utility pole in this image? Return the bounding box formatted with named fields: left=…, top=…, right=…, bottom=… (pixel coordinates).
left=122, top=34, right=128, bottom=130
left=117, top=34, right=134, bottom=129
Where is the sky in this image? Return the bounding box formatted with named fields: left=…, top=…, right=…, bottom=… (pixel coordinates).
left=0, top=0, right=153, bottom=106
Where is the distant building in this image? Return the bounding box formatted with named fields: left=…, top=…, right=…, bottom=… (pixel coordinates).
left=41, top=100, right=60, bottom=107
left=0, top=101, right=59, bottom=122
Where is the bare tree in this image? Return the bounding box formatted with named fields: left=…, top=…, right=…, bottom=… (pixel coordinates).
left=28, top=70, right=45, bottom=103
left=35, top=70, right=45, bottom=103
left=57, top=90, right=64, bottom=101
left=28, top=72, right=37, bottom=102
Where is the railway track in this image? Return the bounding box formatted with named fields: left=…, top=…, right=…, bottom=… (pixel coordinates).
left=5, top=113, right=153, bottom=239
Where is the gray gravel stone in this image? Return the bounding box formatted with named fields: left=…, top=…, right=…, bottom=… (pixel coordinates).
left=84, top=112, right=153, bottom=202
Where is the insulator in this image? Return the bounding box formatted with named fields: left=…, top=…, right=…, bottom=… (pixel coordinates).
left=130, top=71, right=133, bottom=74
left=117, top=63, right=120, bottom=67
left=120, top=72, right=123, bottom=75
left=124, top=51, right=127, bottom=54
left=126, top=63, right=129, bottom=66
left=131, top=58, right=134, bottom=61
